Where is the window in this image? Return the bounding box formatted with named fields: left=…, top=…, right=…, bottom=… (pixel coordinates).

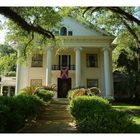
left=59, top=55, right=71, bottom=68
left=60, top=27, right=67, bottom=36
left=86, top=54, right=98, bottom=67
left=31, top=54, right=43, bottom=67
left=68, top=31, right=73, bottom=36
left=30, top=79, right=42, bottom=86
left=87, top=79, right=98, bottom=88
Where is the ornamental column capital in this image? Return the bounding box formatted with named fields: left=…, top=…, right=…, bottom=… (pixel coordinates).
left=102, top=46, right=111, bottom=52
left=74, top=47, right=82, bottom=52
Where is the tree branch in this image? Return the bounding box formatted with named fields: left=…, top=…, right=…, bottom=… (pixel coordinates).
left=84, top=7, right=140, bottom=25
left=0, top=7, right=54, bottom=39
left=122, top=19, right=140, bottom=45
left=107, top=7, right=140, bottom=25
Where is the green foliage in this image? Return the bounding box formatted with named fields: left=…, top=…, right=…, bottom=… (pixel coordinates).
left=0, top=104, right=9, bottom=132
left=0, top=95, right=45, bottom=132
left=19, top=86, right=37, bottom=96
left=114, top=45, right=140, bottom=99
left=6, top=71, right=16, bottom=77
left=69, top=96, right=111, bottom=120
left=69, top=96, right=133, bottom=132
left=35, top=87, right=54, bottom=102
left=19, top=86, right=54, bottom=102
left=75, top=110, right=133, bottom=133
left=67, top=87, right=101, bottom=101
left=67, top=88, right=86, bottom=101
left=4, top=7, right=62, bottom=61
left=0, top=45, right=16, bottom=76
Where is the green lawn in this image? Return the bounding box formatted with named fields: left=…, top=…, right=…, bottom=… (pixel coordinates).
left=112, top=104, right=140, bottom=132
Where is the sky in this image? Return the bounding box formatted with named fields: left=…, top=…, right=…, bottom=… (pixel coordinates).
left=0, top=15, right=7, bottom=44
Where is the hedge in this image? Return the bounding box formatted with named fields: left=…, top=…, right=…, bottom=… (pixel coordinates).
left=35, top=88, right=54, bottom=102
left=0, top=95, right=45, bottom=132
left=69, top=96, right=133, bottom=133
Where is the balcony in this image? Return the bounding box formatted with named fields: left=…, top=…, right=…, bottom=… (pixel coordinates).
left=52, top=65, right=75, bottom=70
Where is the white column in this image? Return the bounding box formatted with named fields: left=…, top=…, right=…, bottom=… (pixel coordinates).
left=103, top=47, right=112, bottom=99
left=15, top=51, right=28, bottom=95
left=75, top=48, right=81, bottom=87
left=8, top=86, right=10, bottom=96
left=0, top=85, right=3, bottom=95
left=46, top=47, right=52, bottom=85
left=15, top=50, right=20, bottom=95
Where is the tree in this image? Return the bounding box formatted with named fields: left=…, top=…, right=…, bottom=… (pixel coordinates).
left=0, top=44, right=16, bottom=76
left=0, top=7, right=60, bottom=38
left=1, top=7, right=62, bottom=59
left=116, top=47, right=140, bottom=99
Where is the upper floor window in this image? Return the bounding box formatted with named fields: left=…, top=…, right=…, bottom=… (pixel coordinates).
left=86, top=54, right=98, bottom=67
left=54, top=27, right=73, bottom=36
left=60, top=27, right=67, bottom=36
left=31, top=54, right=43, bottom=67
left=68, top=31, right=73, bottom=36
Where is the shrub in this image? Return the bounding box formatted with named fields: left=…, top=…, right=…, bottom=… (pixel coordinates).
left=6, top=71, right=16, bottom=77
left=35, top=88, right=54, bottom=102
left=0, top=105, right=9, bottom=132
left=69, top=96, right=111, bottom=120
left=67, top=88, right=86, bottom=101
left=0, top=95, right=45, bottom=132
left=20, top=86, right=37, bottom=96
left=14, top=95, right=45, bottom=117
left=86, top=87, right=101, bottom=96
left=69, top=96, right=133, bottom=133
left=67, top=87, right=102, bottom=101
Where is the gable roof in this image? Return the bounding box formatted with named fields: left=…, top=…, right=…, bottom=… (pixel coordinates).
left=59, top=17, right=115, bottom=37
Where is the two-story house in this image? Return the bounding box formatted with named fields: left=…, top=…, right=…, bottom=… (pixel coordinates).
left=16, top=18, right=115, bottom=98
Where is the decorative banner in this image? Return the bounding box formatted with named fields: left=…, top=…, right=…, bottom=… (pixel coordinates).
left=61, top=67, right=68, bottom=79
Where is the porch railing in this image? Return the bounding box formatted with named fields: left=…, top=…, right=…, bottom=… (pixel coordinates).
left=52, top=65, right=75, bottom=70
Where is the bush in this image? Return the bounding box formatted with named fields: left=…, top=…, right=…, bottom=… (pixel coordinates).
left=0, top=105, right=9, bottom=132
left=35, top=88, right=54, bottom=102
left=6, top=71, right=16, bottom=77
left=67, top=88, right=86, bottom=101
left=69, top=96, right=111, bottom=120
left=67, top=87, right=102, bottom=101
left=86, top=87, right=101, bottom=96
left=69, top=96, right=133, bottom=133
left=19, top=86, right=54, bottom=102
left=19, top=86, right=37, bottom=96
left=43, top=85, right=56, bottom=91
left=0, top=95, right=45, bottom=132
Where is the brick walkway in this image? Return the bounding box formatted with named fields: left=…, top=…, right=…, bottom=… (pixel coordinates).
left=19, top=98, right=77, bottom=133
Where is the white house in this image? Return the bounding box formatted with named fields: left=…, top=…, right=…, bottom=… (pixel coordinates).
left=16, top=17, right=115, bottom=98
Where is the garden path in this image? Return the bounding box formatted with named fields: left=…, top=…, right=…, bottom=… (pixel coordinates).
left=19, top=98, right=78, bottom=133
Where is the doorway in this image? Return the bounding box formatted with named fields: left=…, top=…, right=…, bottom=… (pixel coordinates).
left=57, top=78, right=71, bottom=98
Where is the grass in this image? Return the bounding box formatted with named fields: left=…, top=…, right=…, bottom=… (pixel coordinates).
left=112, top=104, right=140, bottom=111
left=112, top=103, right=140, bottom=132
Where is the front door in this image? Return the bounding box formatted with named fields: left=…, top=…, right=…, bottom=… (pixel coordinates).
left=58, top=78, right=71, bottom=98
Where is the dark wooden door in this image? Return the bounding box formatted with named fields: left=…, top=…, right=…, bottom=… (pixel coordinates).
left=58, top=78, right=71, bottom=98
